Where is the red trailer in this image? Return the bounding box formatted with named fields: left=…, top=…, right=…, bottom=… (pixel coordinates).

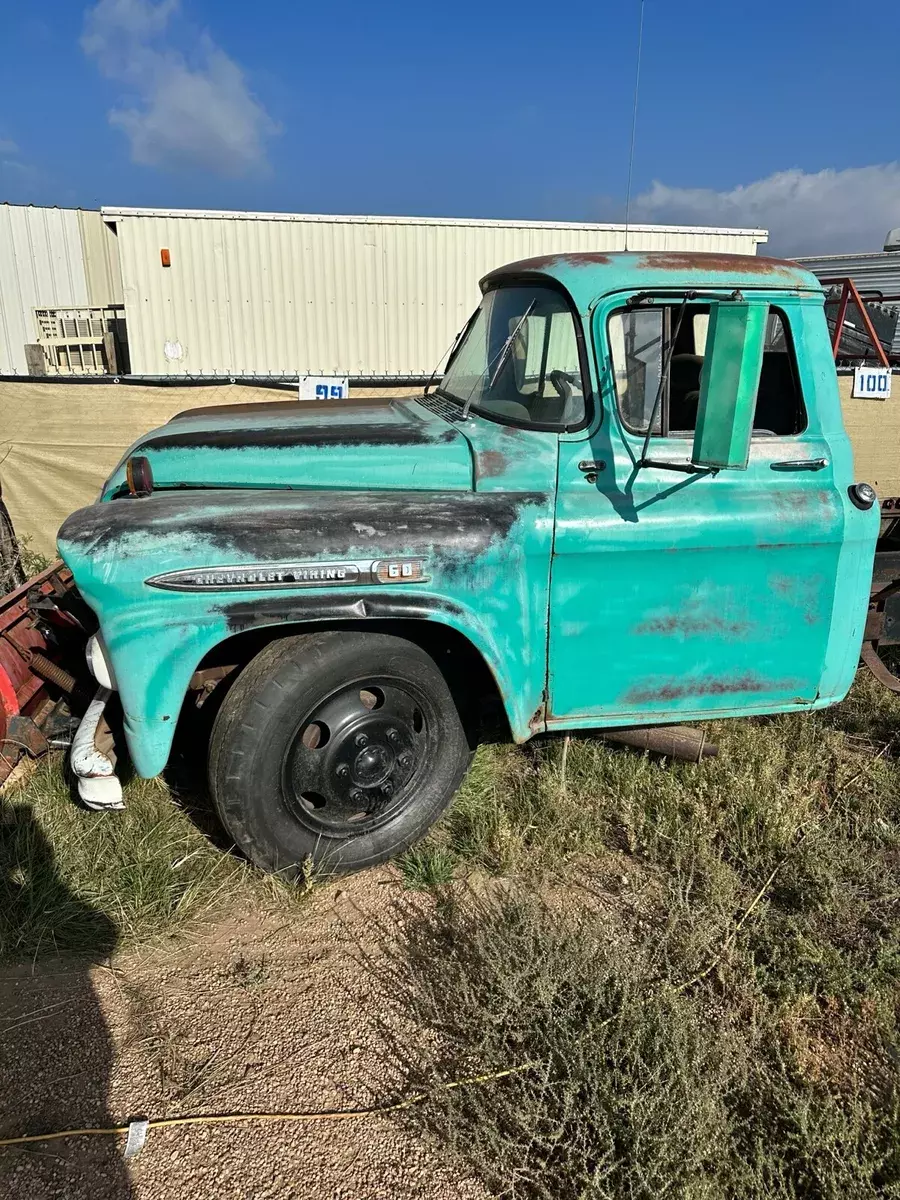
left=0, top=492, right=90, bottom=784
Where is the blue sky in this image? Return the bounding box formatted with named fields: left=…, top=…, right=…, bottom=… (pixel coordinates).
left=1, top=0, right=899, bottom=254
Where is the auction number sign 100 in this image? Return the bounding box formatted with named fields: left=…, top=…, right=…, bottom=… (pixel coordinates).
left=852, top=367, right=893, bottom=400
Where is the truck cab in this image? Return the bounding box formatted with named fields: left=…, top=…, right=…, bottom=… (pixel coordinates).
left=57, top=252, right=879, bottom=876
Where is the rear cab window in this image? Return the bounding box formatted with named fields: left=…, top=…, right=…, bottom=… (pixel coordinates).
left=607, top=303, right=807, bottom=438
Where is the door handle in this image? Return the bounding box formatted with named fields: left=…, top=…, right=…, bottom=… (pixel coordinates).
left=770, top=458, right=827, bottom=471
left=578, top=459, right=606, bottom=483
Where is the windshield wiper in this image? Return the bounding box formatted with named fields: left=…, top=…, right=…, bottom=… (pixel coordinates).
left=462, top=301, right=535, bottom=420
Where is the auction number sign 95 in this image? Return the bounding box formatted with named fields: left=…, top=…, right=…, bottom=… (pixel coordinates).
left=852, top=367, right=893, bottom=400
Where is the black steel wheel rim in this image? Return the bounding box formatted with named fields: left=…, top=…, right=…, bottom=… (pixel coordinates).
left=282, top=676, right=433, bottom=835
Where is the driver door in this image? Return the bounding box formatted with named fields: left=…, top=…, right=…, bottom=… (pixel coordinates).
left=548, top=293, right=851, bottom=725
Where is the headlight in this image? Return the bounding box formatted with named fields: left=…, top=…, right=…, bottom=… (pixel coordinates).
left=86, top=633, right=118, bottom=691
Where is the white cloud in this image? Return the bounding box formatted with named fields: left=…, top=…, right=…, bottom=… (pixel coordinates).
left=631, top=164, right=900, bottom=257
left=81, top=0, right=278, bottom=177
left=0, top=138, right=19, bottom=156
left=83, top=0, right=177, bottom=51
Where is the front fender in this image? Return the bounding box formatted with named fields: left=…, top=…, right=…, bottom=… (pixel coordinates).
left=58, top=488, right=553, bottom=776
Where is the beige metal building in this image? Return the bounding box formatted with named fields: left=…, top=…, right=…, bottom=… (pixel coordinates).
left=1, top=202, right=768, bottom=380
left=105, top=207, right=768, bottom=379
left=0, top=205, right=123, bottom=375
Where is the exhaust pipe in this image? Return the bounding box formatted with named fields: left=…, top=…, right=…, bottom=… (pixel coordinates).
left=601, top=725, right=717, bottom=763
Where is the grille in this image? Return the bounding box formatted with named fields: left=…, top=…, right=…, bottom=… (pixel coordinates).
left=415, top=393, right=467, bottom=424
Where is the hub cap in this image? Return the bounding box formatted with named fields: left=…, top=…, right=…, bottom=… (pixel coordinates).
left=283, top=680, right=429, bottom=833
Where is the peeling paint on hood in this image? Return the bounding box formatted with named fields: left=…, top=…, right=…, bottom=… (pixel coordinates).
left=100, top=395, right=474, bottom=497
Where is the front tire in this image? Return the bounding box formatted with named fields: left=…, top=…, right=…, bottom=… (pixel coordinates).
left=208, top=631, right=470, bottom=877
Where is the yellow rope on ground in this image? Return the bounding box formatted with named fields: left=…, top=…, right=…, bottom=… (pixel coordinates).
left=0, top=1062, right=535, bottom=1150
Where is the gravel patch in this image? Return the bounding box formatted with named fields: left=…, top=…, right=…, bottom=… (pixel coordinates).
left=0, top=870, right=485, bottom=1199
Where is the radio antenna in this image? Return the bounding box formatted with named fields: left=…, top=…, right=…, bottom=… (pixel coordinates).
left=623, top=0, right=645, bottom=252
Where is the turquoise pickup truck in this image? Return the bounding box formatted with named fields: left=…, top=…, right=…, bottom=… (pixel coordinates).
left=57, top=252, right=881, bottom=875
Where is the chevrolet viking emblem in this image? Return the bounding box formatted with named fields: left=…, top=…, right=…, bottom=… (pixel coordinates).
left=146, top=558, right=430, bottom=592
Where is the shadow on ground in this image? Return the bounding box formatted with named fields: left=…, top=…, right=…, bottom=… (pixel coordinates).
left=0, top=800, right=133, bottom=1198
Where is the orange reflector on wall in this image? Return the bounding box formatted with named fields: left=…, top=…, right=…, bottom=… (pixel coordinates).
left=160, top=248, right=171, bottom=267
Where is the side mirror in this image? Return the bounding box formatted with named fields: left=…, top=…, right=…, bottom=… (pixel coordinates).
left=691, top=300, right=768, bottom=470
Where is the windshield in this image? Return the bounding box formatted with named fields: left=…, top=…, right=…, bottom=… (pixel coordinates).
left=438, top=285, right=586, bottom=428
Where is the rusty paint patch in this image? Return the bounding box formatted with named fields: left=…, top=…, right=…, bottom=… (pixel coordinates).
left=475, top=450, right=508, bottom=479
left=770, top=575, right=795, bottom=596
left=482, top=252, right=611, bottom=284
left=623, top=672, right=802, bottom=705
left=480, top=250, right=816, bottom=296
left=635, top=614, right=751, bottom=637
left=635, top=252, right=804, bottom=277
left=528, top=697, right=547, bottom=734
left=769, top=573, right=825, bottom=632
left=773, top=489, right=834, bottom=520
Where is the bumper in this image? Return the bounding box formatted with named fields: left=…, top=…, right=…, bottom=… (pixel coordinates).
left=70, top=685, right=124, bottom=810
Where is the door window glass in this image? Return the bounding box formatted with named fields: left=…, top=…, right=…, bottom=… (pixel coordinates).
left=607, top=304, right=807, bottom=437
left=439, top=286, right=586, bottom=429
left=607, top=309, right=664, bottom=433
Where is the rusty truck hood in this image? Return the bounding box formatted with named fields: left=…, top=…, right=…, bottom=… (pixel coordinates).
left=101, top=395, right=473, bottom=497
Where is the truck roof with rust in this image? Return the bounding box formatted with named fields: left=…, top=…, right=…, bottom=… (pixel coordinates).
left=480, top=251, right=822, bottom=312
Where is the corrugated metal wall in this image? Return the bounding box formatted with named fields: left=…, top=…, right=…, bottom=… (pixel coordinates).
left=77, top=209, right=123, bottom=307
left=797, top=251, right=900, bottom=355
left=796, top=250, right=900, bottom=292
left=109, top=209, right=766, bottom=378
left=0, top=205, right=89, bottom=374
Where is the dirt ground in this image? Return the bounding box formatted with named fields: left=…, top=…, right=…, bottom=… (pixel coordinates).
left=0, top=869, right=486, bottom=1200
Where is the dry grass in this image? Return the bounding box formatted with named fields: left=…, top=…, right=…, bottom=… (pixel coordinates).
left=0, top=758, right=304, bottom=962
left=387, top=671, right=900, bottom=1198
left=3, top=669, right=900, bottom=1195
